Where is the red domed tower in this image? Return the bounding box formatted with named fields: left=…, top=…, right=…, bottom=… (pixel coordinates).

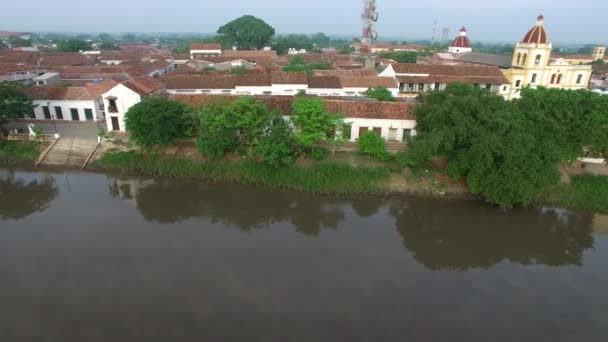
left=521, top=15, right=549, bottom=45
left=448, top=26, right=472, bottom=53
left=512, top=15, right=552, bottom=69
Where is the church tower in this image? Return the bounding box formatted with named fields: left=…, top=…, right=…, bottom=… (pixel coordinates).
left=448, top=27, right=472, bottom=53
left=593, top=46, right=606, bottom=61
left=511, top=15, right=552, bottom=85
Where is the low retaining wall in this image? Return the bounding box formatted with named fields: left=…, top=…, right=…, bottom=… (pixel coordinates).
left=7, top=133, right=58, bottom=142
left=579, top=157, right=607, bottom=165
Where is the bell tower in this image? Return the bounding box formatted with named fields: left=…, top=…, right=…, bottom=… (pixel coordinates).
left=593, top=46, right=606, bottom=61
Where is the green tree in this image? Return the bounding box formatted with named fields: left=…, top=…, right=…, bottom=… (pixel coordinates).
left=99, top=41, right=120, bottom=50
left=98, top=33, right=113, bottom=41
left=56, top=39, right=92, bottom=52
left=310, top=33, right=331, bottom=47
left=7, top=36, right=32, bottom=47
left=283, top=55, right=332, bottom=74
left=407, top=84, right=562, bottom=207
left=379, top=51, right=419, bottom=63
left=365, top=86, right=395, bottom=102
left=121, top=34, right=138, bottom=42
left=229, top=66, right=248, bottom=75
left=0, top=82, right=36, bottom=125
left=125, top=98, right=190, bottom=148
left=257, top=117, right=295, bottom=167
left=358, top=131, right=389, bottom=160
left=291, top=97, right=343, bottom=154
left=217, top=15, right=275, bottom=50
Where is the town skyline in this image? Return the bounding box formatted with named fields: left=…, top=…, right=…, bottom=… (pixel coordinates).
left=1, top=0, right=606, bottom=45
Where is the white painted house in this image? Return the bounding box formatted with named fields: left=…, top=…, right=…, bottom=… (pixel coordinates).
left=101, top=76, right=165, bottom=132
left=26, top=80, right=118, bottom=122
left=190, top=43, right=222, bottom=58
left=269, top=71, right=308, bottom=96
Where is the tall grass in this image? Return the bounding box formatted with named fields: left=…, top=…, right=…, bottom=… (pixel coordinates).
left=0, top=141, right=40, bottom=166
left=97, top=151, right=390, bottom=195
left=545, top=175, right=608, bottom=212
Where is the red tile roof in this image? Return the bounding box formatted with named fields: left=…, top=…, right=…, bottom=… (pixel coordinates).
left=26, top=80, right=118, bottom=101
left=165, top=75, right=236, bottom=89
left=234, top=73, right=271, bottom=87
left=0, top=63, right=37, bottom=73
left=308, top=76, right=342, bottom=89
left=270, top=71, right=308, bottom=84
left=340, top=76, right=398, bottom=88
left=38, top=52, right=95, bottom=67
left=190, top=43, right=222, bottom=51
left=390, top=63, right=509, bottom=84
left=123, top=76, right=165, bottom=95
left=166, top=95, right=416, bottom=120
left=451, top=27, right=472, bottom=48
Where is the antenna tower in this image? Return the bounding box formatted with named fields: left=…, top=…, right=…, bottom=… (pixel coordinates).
left=361, top=0, right=379, bottom=54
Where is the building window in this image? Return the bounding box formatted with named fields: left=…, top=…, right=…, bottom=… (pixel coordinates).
left=84, top=108, right=94, bottom=121
left=576, top=74, right=583, bottom=84
left=42, top=106, right=51, bottom=119
left=418, top=83, right=425, bottom=91
left=535, top=54, right=542, bottom=66
left=531, top=74, right=537, bottom=84
left=557, top=74, right=563, bottom=84
left=434, top=83, right=440, bottom=91
left=54, top=106, right=63, bottom=120
left=522, top=53, right=527, bottom=65
left=550, top=74, right=556, bottom=84
left=516, top=53, right=521, bottom=65
left=108, top=98, right=118, bottom=113
left=503, top=86, right=507, bottom=91
left=70, top=108, right=79, bottom=121
left=515, top=80, right=522, bottom=88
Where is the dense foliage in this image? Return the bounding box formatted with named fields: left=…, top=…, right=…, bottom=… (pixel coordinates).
left=358, top=131, right=390, bottom=160
left=7, top=36, right=32, bottom=47
left=99, top=41, right=120, bottom=50
left=56, top=39, right=92, bottom=52
left=217, top=15, right=275, bottom=50
left=291, top=97, right=346, bottom=151
left=0, top=82, right=36, bottom=125
left=256, top=116, right=295, bottom=167
left=406, top=84, right=608, bottom=207
left=125, top=98, right=190, bottom=147
left=282, top=55, right=332, bottom=74
left=365, top=87, right=395, bottom=102
left=197, top=97, right=292, bottom=162
left=0, top=141, right=40, bottom=165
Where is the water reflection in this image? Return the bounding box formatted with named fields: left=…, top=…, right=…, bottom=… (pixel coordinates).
left=109, top=177, right=346, bottom=236
left=390, top=200, right=594, bottom=270
left=0, top=170, right=58, bottom=220
left=108, top=176, right=595, bottom=270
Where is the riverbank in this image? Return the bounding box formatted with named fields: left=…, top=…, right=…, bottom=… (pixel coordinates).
left=0, top=140, right=42, bottom=166
left=93, top=149, right=608, bottom=213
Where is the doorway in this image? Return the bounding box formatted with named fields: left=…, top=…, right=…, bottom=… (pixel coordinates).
left=111, top=117, right=120, bottom=131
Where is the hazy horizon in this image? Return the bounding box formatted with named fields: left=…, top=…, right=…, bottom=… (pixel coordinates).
left=1, top=0, right=606, bottom=45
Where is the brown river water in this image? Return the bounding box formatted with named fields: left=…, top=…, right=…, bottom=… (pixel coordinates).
left=0, top=169, right=607, bottom=342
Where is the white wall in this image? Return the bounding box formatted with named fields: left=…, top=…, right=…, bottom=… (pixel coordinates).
left=348, top=118, right=417, bottom=142
left=102, top=84, right=142, bottom=132
left=32, top=99, right=103, bottom=121
left=166, top=89, right=236, bottom=95
left=306, top=88, right=344, bottom=96
left=235, top=86, right=273, bottom=95
left=270, top=84, right=308, bottom=96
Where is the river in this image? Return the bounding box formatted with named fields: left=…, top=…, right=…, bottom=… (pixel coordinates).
left=1, top=169, right=607, bottom=341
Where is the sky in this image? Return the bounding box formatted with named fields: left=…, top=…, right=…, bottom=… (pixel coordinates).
left=1, top=0, right=606, bottom=45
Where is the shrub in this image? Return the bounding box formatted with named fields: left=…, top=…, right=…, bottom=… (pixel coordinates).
left=257, top=118, right=295, bottom=167
left=125, top=98, right=190, bottom=148
left=358, top=131, right=389, bottom=160
left=311, top=146, right=328, bottom=161
left=364, top=87, right=395, bottom=102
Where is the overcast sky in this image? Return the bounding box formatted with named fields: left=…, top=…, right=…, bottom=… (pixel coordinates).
left=1, top=0, right=605, bottom=44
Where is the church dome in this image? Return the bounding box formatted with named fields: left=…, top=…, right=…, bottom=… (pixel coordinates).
left=521, top=15, right=549, bottom=44
left=451, top=27, right=472, bottom=48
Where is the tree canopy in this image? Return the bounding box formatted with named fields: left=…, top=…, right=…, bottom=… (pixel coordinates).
left=365, top=87, right=395, bottom=102
left=291, top=97, right=346, bottom=150
left=7, top=36, right=32, bottom=47
left=282, top=55, right=332, bottom=74
left=56, top=39, right=92, bottom=52
left=125, top=98, right=190, bottom=147
left=0, top=82, right=36, bottom=125
left=405, top=84, right=608, bottom=207
left=99, top=41, right=120, bottom=51
left=217, top=15, right=275, bottom=50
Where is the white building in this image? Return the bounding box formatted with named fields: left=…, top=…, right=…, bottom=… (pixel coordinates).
left=190, top=43, right=222, bottom=58
left=269, top=71, right=308, bottom=96
left=101, top=76, right=165, bottom=132
left=26, top=80, right=118, bottom=122
left=0, top=63, right=42, bottom=85
left=32, top=72, right=60, bottom=86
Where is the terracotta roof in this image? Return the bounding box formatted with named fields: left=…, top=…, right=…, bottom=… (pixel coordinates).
left=522, top=15, right=549, bottom=45
left=190, top=43, right=222, bottom=51
left=125, top=60, right=169, bottom=77
left=451, top=27, right=472, bottom=48
left=340, top=76, right=398, bottom=88
left=308, top=76, right=342, bottom=89
left=165, top=74, right=236, bottom=89
left=222, top=50, right=277, bottom=58
left=38, top=53, right=95, bottom=67
left=99, top=50, right=149, bottom=61
left=167, top=94, right=416, bottom=120
left=0, top=51, right=39, bottom=64
left=313, top=69, right=377, bottom=77
left=234, top=73, right=271, bottom=87
left=123, top=76, right=165, bottom=95
left=270, top=71, right=308, bottom=84
left=391, top=63, right=509, bottom=85
left=0, top=63, right=37, bottom=73
left=26, top=80, right=118, bottom=101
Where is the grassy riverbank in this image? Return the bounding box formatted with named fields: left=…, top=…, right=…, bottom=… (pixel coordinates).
left=96, top=150, right=391, bottom=195
left=545, top=175, right=608, bottom=212
left=0, top=141, right=40, bottom=166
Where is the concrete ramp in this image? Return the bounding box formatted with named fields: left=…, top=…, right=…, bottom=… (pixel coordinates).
left=39, top=138, right=99, bottom=168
